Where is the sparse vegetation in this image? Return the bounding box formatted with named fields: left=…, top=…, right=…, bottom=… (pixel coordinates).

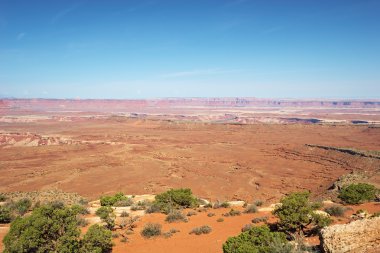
left=252, top=216, right=268, bottom=224
left=170, top=228, right=180, bottom=233
left=71, top=204, right=90, bottom=215
left=145, top=203, right=161, bottom=214
left=312, top=212, right=332, bottom=229
left=0, top=193, right=7, bottom=202
left=153, top=188, right=198, bottom=214
left=223, top=225, right=291, bottom=253
left=204, top=203, right=213, bottom=208
left=324, top=206, right=346, bottom=217
left=214, top=201, right=230, bottom=209
left=244, top=204, right=258, bottom=213
left=338, top=183, right=377, bottom=204
left=77, top=216, right=89, bottom=227
left=217, top=217, right=224, bottom=222
left=165, top=210, right=188, bottom=223
left=254, top=200, right=264, bottom=206
left=95, top=206, right=115, bottom=230
left=241, top=223, right=253, bottom=232
left=141, top=223, right=162, bottom=238
left=96, top=206, right=113, bottom=220
left=114, top=198, right=133, bottom=207
left=10, top=198, right=32, bottom=216
left=163, top=231, right=173, bottom=238
left=189, top=225, right=212, bottom=235
left=130, top=205, right=145, bottom=211
left=100, top=193, right=132, bottom=206
left=187, top=211, right=197, bottom=216
left=223, top=209, right=241, bottom=217
left=120, top=211, right=129, bottom=217
left=207, top=212, right=215, bottom=217
left=162, top=228, right=180, bottom=238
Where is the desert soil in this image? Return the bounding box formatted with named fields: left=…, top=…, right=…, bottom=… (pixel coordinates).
left=1, top=118, right=379, bottom=202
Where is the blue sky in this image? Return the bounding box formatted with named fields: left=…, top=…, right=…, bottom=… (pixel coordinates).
left=0, top=0, right=379, bottom=99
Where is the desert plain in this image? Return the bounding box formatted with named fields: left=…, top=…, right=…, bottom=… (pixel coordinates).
left=0, top=98, right=380, bottom=252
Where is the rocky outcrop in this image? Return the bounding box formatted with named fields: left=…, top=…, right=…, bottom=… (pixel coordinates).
left=0, top=132, right=77, bottom=147
left=329, top=172, right=370, bottom=192
left=320, top=217, right=380, bottom=253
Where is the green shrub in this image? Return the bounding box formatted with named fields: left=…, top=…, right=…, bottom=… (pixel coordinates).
left=96, top=206, right=113, bottom=220
left=95, top=206, right=115, bottom=230
left=273, top=191, right=325, bottom=233
left=244, top=205, right=258, bottom=214
left=100, top=193, right=131, bottom=206
left=324, top=206, right=346, bottom=217
left=217, top=218, right=224, bottom=222
left=0, top=206, right=12, bottom=223
left=3, top=203, right=114, bottom=253
left=153, top=188, right=198, bottom=214
left=189, top=225, right=212, bottom=235
left=141, top=223, right=162, bottom=238
left=338, top=183, right=377, bottom=204
left=71, top=204, right=90, bottom=215
left=222, top=225, right=291, bottom=253
left=312, top=213, right=332, bottom=228
left=165, top=211, right=188, bottom=223
left=81, top=224, right=113, bottom=253
left=3, top=203, right=81, bottom=253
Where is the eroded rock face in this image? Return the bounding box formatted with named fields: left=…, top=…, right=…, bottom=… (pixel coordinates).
left=320, top=217, right=380, bottom=253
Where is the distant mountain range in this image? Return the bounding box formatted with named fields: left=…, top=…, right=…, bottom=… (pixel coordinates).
left=1, top=98, right=380, bottom=111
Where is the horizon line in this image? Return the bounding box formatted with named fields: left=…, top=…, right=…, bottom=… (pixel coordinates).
left=2, top=97, right=380, bottom=101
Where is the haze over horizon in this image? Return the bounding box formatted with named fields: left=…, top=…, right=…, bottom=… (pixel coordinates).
left=1, top=0, right=379, bottom=99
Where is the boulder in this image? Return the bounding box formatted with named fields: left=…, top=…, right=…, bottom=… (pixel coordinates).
left=320, top=217, right=380, bottom=253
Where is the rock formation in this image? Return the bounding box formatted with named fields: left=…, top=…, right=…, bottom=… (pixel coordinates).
left=320, top=217, right=380, bottom=253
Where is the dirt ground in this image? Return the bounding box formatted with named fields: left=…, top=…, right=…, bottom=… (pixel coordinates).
left=1, top=117, right=379, bottom=203
left=112, top=207, right=274, bottom=253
